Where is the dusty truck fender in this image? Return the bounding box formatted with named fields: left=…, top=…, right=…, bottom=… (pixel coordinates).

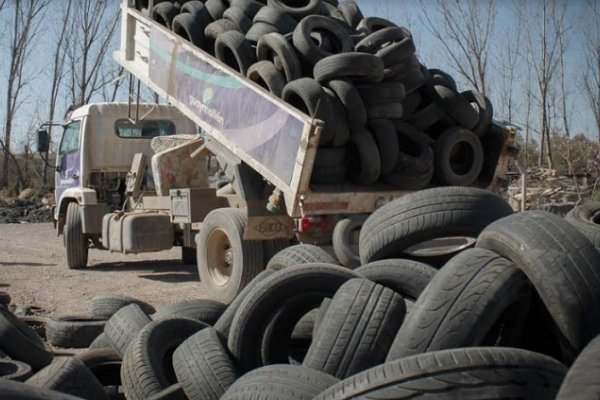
left=55, top=188, right=107, bottom=235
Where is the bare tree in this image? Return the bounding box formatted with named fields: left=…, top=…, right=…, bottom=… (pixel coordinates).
left=1, top=0, right=49, bottom=190
left=420, top=0, right=496, bottom=96
left=66, top=0, right=119, bottom=106
left=582, top=0, right=600, bottom=144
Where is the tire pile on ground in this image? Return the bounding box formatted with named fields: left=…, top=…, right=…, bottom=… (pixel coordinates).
left=137, top=0, right=502, bottom=189
left=2, top=186, right=600, bottom=399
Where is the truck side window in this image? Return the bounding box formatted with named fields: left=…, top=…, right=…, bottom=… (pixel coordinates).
left=115, top=120, right=176, bottom=138
left=58, top=121, right=82, bottom=155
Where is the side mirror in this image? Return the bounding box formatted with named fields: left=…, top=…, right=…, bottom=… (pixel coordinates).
left=37, top=129, right=49, bottom=153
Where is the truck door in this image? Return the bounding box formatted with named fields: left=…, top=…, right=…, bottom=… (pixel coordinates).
left=55, top=120, right=82, bottom=203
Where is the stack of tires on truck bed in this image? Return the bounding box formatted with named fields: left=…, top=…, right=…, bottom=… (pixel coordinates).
left=141, top=0, right=504, bottom=189
left=2, top=187, right=600, bottom=399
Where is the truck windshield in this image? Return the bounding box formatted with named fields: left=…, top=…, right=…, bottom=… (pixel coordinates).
left=115, top=119, right=175, bottom=138
left=59, top=121, right=81, bottom=155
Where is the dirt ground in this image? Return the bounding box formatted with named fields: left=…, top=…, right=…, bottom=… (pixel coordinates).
left=0, top=223, right=206, bottom=316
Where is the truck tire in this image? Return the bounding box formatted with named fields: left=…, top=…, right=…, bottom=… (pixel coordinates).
left=556, top=333, right=600, bottom=400
left=215, top=30, right=256, bottom=75
left=332, top=215, right=367, bottom=268
left=104, top=303, right=152, bottom=358
left=247, top=61, right=286, bottom=97
left=266, top=244, right=337, bottom=270
left=565, top=202, right=600, bottom=250
left=46, top=316, right=106, bottom=349
left=434, top=127, right=484, bottom=186
left=303, top=279, right=405, bottom=378
left=359, top=186, right=513, bottom=264
left=197, top=208, right=264, bottom=304
left=0, top=359, right=32, bottom=382
left=173, top=327, right=238, bottom=400
left=292, top=15, right=354, bottom=65
left=476, top=211, right=600, bottom=363
left=121, top=318, right=208, bottom=400
left=89, top=294, right=156, bottom=319
left=221, top=365, right=339, bottom=400
left=64, top=202, right=88, bottom=270
left=313, top=52, right=385, bottom=84
left=314, top=347, right=566, bottom=400
left=257, top=32, right=302, bottom=82
left=152, top=299, right=226, bottom=324
left=355, top=258, right=436, bottom=301
left=26, top=357, right=109, bottom=400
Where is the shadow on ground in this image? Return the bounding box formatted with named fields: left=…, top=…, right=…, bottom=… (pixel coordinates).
left=0, top=261, right=57, bottom=267
left=89, top=259, right=199, bottom=283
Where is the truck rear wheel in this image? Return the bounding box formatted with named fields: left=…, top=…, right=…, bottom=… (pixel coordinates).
left=64, top=202, right=88, bottom=270
left=197, top=208, right=263, bottom=304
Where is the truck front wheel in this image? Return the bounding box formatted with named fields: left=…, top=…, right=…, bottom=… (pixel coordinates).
left=196, top=208, right=263, bottom=304
left=64, top=202, right=89, bottom=269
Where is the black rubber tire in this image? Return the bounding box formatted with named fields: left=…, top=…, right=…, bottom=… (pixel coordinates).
left=314, top=347, right=567, bottom=400
left=147, top=383, right=187, bottom=400
left=401, top=90, right=422, bottom=118
left=366, top=102, right=404, bottom=120
left=263, top=239, right=291, bottom=264
left=205, top=0, right=228, bottom=20
left=462, top=90, right=493, bottom=137
left=26, top=357, right=109, bottom=400
left=312, top=297, right=331, bottom=338
left=121, top=318, right=208, bottom=400
left=313, top=52, right=385, bottom=84
left=356, top=26, right=412, bottom=54
left=359, top=186, right=513, bottom=264
left=428, top=68, right=458, bottom=91
left=104, top=303, right=152, bottom=358
left=292, top=15, right=353, bottom=65
left=434, top=127, right=484, bottom=186
left=230, top=0, right=264, bottom=18
left=88, top=332, right=112, bottom=350
left=152, top=299, right=227, bottom=324
left=0, top=291, right=10, bottom=306
left=345, top=127, right=381, bottom=185
left=476, top=210, right=600, bottom=363
left=180, top=1, right=205, bottom=15
left=556, top=333, right=600, bottom=399
left=89, top=294, right=156, bottom=319
left=314, top=146, right=346, bottom=169
left=253, top=6, right=297, bottom=34
left=429, top=85, right=480, bottom=129
left=172, top=12, right=207, bottom=48
left=46, top=316, right=106, bottom=349
left=151, top=2, right=179, bottom=29
left=565, top=202, right=600, bottom=251
left=224, top=6, right=253, bottom=33
left=205, top=19, right=239, bottom=42
left=0, top=306, right=52, bottom=371
left=357, top=82, right=405, bottom=105
left=247, top=60, right=286, bottom=97
left=337, top=0, right=363, bottom=28
left=393, top=121, right=434, bottom=173
left=374, top=28, right=416, bottom=66
left=266, top=244, right=337, bottom=270
left=256, top=32, right=302, bottom=82
left=267, top=0, right=322, bottom=19
left=355, top=258, right=436, bottom=301
left=291, top=308, right=317, bottom=341
left=327, top=79, right=367, bottom=126
left=0, top=359, right=32, bottom=382
left=221, top=364, right=339, bottom=400
left=245, top=21, right=279, bottom=43
left=213, top=269, right=276, bottom=338
left=215, top=30, right=256, bottom=74
left=305, top=279, right=405, bottom=379
left=173, top=327, right=238, bottom=400
left=310, top=162, right=348, bottom=185
left=197, top=208, right=264, bottom=305
left=405, top=100, right=444, bottom=130
left=356, top=16, right=397, bottom=34
left=65, top=202, right=88, bottom=270
left=332, top=214, right=367, bottom=268
left=282, top=78, right=335, bottom=145
left=227, top=263, right=360, bottom=372
left=388, top=248, right=531, bottom=360
left=75, top=348, right=122, bottom=388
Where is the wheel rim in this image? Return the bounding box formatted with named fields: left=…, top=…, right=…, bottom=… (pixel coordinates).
left=404, top=236, right=476, bottom=257
left=206, top=228, right=234, bottom=286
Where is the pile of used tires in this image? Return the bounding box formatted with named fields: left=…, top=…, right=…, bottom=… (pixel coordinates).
left=2, top=186, right=600, bottom=399
left=136, top=0, right=503, bottom=189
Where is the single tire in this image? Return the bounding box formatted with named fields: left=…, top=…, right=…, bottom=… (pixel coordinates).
left=303, top=279, right=406, bottom=378
left=89, top=294, right=156, bottom=319
left=332, top=215, right=367, bottom=268
left=382, top=164, right=433, bottom=191
left=388, top=248, right=531, bottom=360
left=462, top=90, right=493, bottom=136
left=46, top=316, right=106, bottom=349
left=267, top=0, right=322, bottom=19
left=266, top=244, right=337, bottom=270
left=565, top=202, right=600, bottom=250
left=224, top=6, right=253, bottom=33
left=104, top=303, right=152, bottom=358
left=245, top=21, right=279, bottom=44
left=313, top=146, right=347, bottom=168
left=263, top=239, right=290, bottom=264
left=355, top=258, right=436, bottom=301
left=310, top=163, right=348, bottom=185
left=434, top=127, right=484, bottom=186
left=75, top=348, right=122, bottom=388
left=0, top=306, right=52, bottom=371
left=172, top=12, right=207, bottom=48
left=120, top=318, right=208, bottom=400
left=221, top=364, right=339, bottom=400
left=314, top=347, right=567, bottom=400
left=205, top=19, right=240, bottom=42
left=64, top=202, right=88, bottom=270
left=197, top=208, right=264, bottom=304
left=556, top=333, right=600, bottom=399
left=374, top=28, right=416, bottom=66
left=356, top=16, right=397, bottom=34
left=227, top=263, right=360, bottom=371
left=0, top=359, right=32, bottom=382
left=337, top=0, right=363, bottom=28
left=313, top=52, right=385, bottom=84
left=405, top=100, right=444, bottom=130
left=356, top=26, right=413, bottom=54
left=345, top=127, right=381, bottom=185
left=27, top=357, right=109, bottom=400
left=293, top=15, right=353, bottom=65
left=357, top=82, right=406, bottom=105
left=327, top=79, right=367, bottom=126
left=147, top=383, right=187, bottom=400
left=253, top=6, right=297, bottom=34
left=205, top=0, right=228, bottom=20
left=312, top=297, right=331, bottom=338
left=322, top=87, right=351, bottom=146
left=291, top=308, right=317, bottom=341
left=152, top=299, right=226, bottom=324
left=247, top=60, right=286, bottom=97
left=230, top=0, right=264, bottom=18
left=393, top=121, right=434, bottom=173
left=0, top=379, right=84, bottom=400
left=173, top=327, right=239, bottom=400
left=257, top=32, right=302, bottom=82
left=215, top=30, right=256, bottom=74
left=476, top=210, right=600, bottom=363
left=359, top=186, right=513, bottom=264
left=88, top=332, right=112, bottom=350
left=180, top=1, right=205, bottom=15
